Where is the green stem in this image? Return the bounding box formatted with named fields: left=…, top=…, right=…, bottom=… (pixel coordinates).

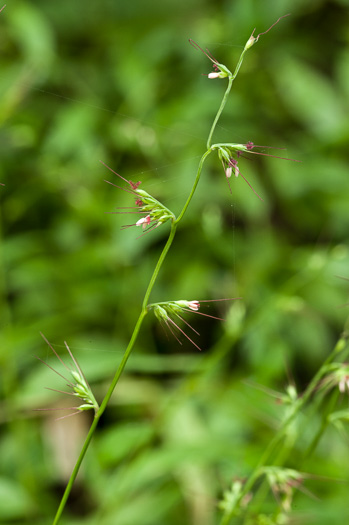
left=142, top=223, right=177, bottom=310
left=53, top=309, right=146, bottom=525
left=207, top=76, right=233, bottom=149
left=206, top=43, right=252, bottom=149
left=175, top=149, right=212, bottom=224
left=302, top=388, right=340, bottom=462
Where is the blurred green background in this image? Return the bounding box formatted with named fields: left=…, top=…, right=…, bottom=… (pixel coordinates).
left=1, top=0, right=349, bottom=523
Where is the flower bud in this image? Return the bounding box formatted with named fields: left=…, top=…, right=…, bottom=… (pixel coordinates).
left=208, top=69, right=229, bottom=79
left=102, top=162, right=176, bottom=236
left=244, top=35, right=256, bottom=50
left=136, top=215, right=151, bottom=229
left=188, top=39, right=231, bottom=80
left=153, top=305, right=169, bottom=322
left=176, top=300, right=200, bottom=311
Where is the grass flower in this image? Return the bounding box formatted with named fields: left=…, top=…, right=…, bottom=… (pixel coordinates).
left=218, top=479, right=252, bottom=516
left=136, top=214, right=151, bottom=230
left=244, top=14, right=291, bottom=50
left=189, top=38, right=232, bottom=80
left=259, top=467, right=316, bottom=513
left=319, top=362, right=349, bottom=395
left=149, top=298, right=240, bottom=351
left=189, top=15, right=290, bottom=82
left=213, top=141, right=300, bottom=200
left=101, top=160, right=175, bottom=236
left=35, top=333, right=99, bottom=419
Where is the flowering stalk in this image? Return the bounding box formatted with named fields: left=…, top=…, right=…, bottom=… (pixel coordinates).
left=297, top=361, right=349, bottom=461
left=52, top=17, right=291, bottom=524
left=189, top=14, right=290, bottom=150
left=259, top=467, right=317, bottom=513
left=220, top=467, right=315, bottom=520
left=219, top=333, right=349, bottom=524
left=101, top=160, right=175, bottom=235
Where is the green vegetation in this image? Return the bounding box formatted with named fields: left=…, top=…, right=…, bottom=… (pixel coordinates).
left=1, top=1, right=349, bottom=523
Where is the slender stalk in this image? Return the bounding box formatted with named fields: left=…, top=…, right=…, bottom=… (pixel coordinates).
left=207, top=77, right=233, bottom=149
left=52, top=415, right=97, bottom=525
left=302, top=388, right=340, bottom=462
left=142, top=223, right=177, bottom=309
left=175, top=149, right=212, bottom=224
left=206, top=43, right=252, bottom=149
left=52, top=310, right=146, bottom=525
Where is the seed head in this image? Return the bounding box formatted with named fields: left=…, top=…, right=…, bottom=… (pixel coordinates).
left=213, top=141, right=300, bottom=200
left=35, top=333, right=99, bottom=419
left=259, top=466, right=317, bottom=512
left=101, top=161, right=175, bottom=236
left=150, top=298, right=240, bottom=351
left=189, top=39, right=232, bottom=80
left=244, top=14, right=291, bottom=50
left=320, top=362, right=349, bottom=395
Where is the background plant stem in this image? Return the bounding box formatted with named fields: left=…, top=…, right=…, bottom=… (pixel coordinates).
left=220, top=334, right=349, bottom=525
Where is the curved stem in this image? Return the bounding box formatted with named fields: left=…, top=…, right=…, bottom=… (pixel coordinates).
left=207, top=77, right=233, bottom=149
left=53, top=41, right=235, bottom=524
left=206, top=42, right=252, bottom=149
left=175, top=149, right=212, bottom=224
left=142, top=223, right=177, bottom=310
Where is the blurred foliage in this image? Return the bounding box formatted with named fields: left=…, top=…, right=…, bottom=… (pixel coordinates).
left=0, top=0, right=349, bottom=523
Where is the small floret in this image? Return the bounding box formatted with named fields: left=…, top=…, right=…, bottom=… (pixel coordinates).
left=101, top=161, right=175, bottom=236
left=149, top=298, right=241, bottom=351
